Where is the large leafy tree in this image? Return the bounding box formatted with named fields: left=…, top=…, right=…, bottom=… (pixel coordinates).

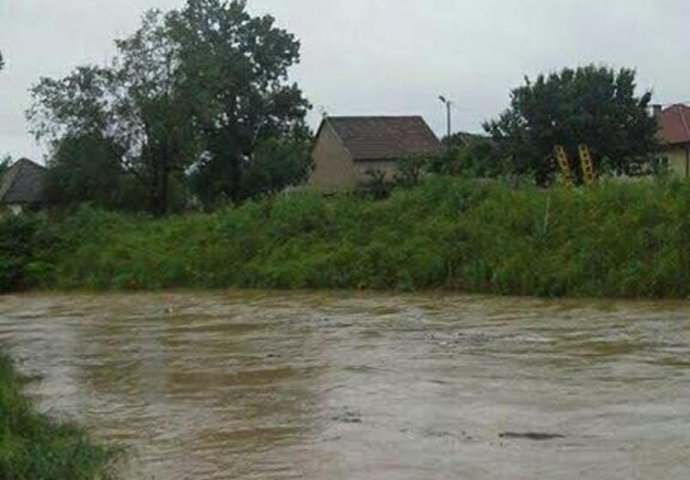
left=484, top=65, right=659, bottom=184
left=168, top=0, right=311, bottom=203
left=28, top=0, right=310, bottom=214
left=114, top=10, right=199, bottom=214
left=29, top=11, right=198, bottom=215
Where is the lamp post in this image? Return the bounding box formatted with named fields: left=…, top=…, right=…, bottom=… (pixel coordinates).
left=439, top=95, right=452, bottom=141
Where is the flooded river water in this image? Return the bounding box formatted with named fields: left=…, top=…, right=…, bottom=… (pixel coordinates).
left=0, top=292, right=689, bottom=479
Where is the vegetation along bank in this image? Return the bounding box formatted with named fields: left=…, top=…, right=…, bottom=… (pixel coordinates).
left=2, top=176, right=690, bottom=299
left=0, top=354, right=119, bottom=479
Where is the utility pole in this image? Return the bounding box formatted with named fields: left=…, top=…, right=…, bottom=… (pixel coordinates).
left=439, top=95, right=453, bottom=141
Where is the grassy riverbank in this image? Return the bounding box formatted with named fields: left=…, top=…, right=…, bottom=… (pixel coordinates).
left=3, top=176, right=690, bottom=298
left=0, top=354, right=119, bottom=479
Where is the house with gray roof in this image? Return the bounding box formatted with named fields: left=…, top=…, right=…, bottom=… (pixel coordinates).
left=0, top=158, right=47, bottom=214
left=308, top=116, right=443, bottom=193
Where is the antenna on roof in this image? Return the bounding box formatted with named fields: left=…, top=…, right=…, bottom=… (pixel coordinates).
left=318, top=105, right=328, bottom=119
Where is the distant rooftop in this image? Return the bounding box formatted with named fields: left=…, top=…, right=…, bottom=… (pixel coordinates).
left=324, top=116, right=444, bottom=161
left=0, top=158, right=47, bottom=205
left=658, top=104, right=690, bottom=146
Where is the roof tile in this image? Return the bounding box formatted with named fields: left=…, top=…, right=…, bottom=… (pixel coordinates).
left=658, top=104, right=690, bottom=146
left=0, top=158, right=47, bottom=205
left=326, top=116, right=444, bottom=160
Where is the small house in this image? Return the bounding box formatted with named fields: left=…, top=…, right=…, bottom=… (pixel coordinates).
left=0, top=158, right=47, bottom=214
left=656, top=104, right=690, bottom=177
left=308, top=116, right=444, bottom=193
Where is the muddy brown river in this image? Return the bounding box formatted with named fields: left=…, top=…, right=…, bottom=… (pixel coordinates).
left=1, top=292, right=689, bottom=479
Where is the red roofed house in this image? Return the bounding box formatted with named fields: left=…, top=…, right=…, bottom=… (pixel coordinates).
left=308, top=116, right=444, bottom=193
left=656, top=104, right=690, bottom=178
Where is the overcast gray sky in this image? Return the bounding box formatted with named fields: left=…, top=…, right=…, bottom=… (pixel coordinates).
left=1, top=0, right=689, bottom=161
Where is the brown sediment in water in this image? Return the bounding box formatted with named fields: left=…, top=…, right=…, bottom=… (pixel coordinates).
left=499, top=432, right=565, bottom=441
left=0, top=292, right=689, bottom=479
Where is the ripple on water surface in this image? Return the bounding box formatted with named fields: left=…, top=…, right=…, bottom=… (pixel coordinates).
left=1, top=292, right=690, bottom=479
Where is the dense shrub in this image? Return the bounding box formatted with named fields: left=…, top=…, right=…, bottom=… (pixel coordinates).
left=0, top=215, right=57, bottom=292
left=4, top=176, right=690, bottom=298
left=0, top=354, right=119, bottom=479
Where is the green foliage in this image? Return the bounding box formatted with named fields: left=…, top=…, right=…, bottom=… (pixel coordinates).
left=395, top=155, right=429, bottom=187
left=238, top=136, right=311, bottom=202
left=45, top=134, right=145, bottom=210
left=0, top=354, right=119, bottom=479
left=485, top=65, right=659, bottom=185
left=0, top=215, right=58, bottom=292
left=432, top=133, right=503, bottom=177
left=363, top=169, right=390, bottom=199
left=170, top=0, right=312, bottom=204
left=27, top=33, right=195, bottom=216
left=8, top=178, right=690, bottom=298
left=0, top=155, right=10, bottom=182
left=28, top=0, right=311, bottom=215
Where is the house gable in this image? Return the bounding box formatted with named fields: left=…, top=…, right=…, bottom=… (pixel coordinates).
left=658, top=104, right=690, bottom=147
left=308, top=120, right=358, bottom=193
left=308, top=115, right=443, bottom=192
left=0, top=158, right=47, bottom=206
left=656, top=105, right=690, bottom=178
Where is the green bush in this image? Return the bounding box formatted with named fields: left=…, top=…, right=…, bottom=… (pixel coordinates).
left=0, top=215, right=58, bottom=292
left=0, top=354, right=119, bottom=479
left=5, top=176, right=690, bottom=298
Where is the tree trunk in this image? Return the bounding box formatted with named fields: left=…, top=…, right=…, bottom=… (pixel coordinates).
left=146, top=148, right=169, bottom=216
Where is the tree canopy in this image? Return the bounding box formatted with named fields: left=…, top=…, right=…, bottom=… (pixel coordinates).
left=0, top=156, right=10, bottom=182
left=28, top=0, right=311, bottom=214
left=169, top=0, right=311, bottom=204
left=0, top=52, right=9, bottom=184
left=43, top=133, right=145, bottom=210
left=430, top=132, right=503, bottom=178
left=484, top=65, right=659, bottom=184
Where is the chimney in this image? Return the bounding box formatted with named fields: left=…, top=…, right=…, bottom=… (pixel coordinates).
left=652, top=104, right=663, bottom=120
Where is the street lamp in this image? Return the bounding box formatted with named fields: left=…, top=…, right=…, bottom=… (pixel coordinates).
left=439, top=95, right=452, bottom=141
